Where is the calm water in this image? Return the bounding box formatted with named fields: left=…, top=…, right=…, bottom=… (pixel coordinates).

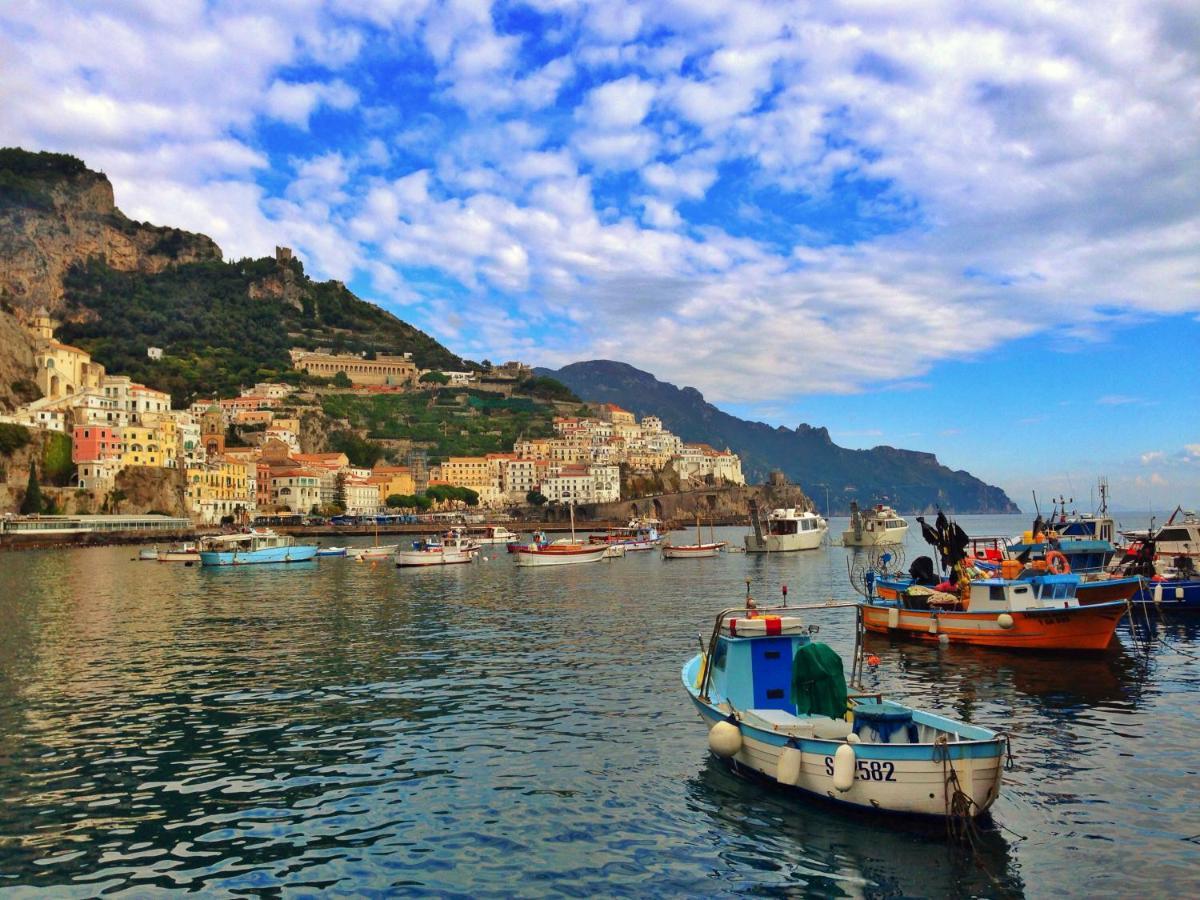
left=0, top=515, right=1197, bottom=897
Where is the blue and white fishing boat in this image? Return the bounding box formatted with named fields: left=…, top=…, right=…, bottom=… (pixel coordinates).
left=199, top=530, right=318, bottom=566
left=683, top=601, right=1009, bottom=818
left=316, top=546, right=348, bottom=557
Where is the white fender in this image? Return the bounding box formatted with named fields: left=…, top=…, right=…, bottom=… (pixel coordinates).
left=1176, top=586, right=1184, bottom=600
left=887, top=607, right=900, bottom=629
left=846, top=732, right=861, bottom=744
left=997, top=613, right=1014, bottom=629
left=832, top=742, right=856, bottom=792
left=1154, top=582, right=1163, bottom=604
left=708, top=721, right=742, bottom=758
left=775, top=747, right=803, bottom=786
left=927, top=615, right=938, bottom=634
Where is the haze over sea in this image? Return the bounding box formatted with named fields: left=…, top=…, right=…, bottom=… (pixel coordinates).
left=2, top=516, right=1196, bottom=896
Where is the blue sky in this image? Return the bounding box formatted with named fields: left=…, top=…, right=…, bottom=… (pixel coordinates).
left=1, top=1, right=1197, bottom=508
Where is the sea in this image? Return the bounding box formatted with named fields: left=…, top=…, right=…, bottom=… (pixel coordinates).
left=0, top=514, right=1196, bottom=897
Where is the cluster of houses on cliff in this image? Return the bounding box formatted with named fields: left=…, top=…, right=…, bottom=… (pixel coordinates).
left=2, top=310, right=744, bottom=521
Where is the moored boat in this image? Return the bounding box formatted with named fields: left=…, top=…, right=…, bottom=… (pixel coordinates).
left=157, top=542, right=200, bottom=563
left=138, top=546, right=159, bottom=561
left=199, top=530, right=318, bottom=567
left=745, top=501, right=827, bottom=553
left=663, top=516, right=727, bottom=559
left=515, top=541, right=610, bottom=566
left=588, top=517, right=662, bottom=551
left=683, top=602, right=1008, bottom=818
left=395, top=535, right=475, bottom=567
left=842, top=502, right=908, bottom=547
left=473, top=524, right=519, bottom=545
left=316, top=546, right=348, bottom=557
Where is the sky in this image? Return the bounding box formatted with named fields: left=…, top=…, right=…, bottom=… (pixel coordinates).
left=1, top=0, right=1197, bottom=510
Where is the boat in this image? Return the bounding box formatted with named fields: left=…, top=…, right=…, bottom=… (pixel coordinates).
left=842, top=502, right=908, bottom=547
left=395, top=534, right=475, bottom=567
left=507, top=531, right=548, bottom=553
left=348, top=544, right=399, bottom=560
left=138, top=546, right=159, bottom=561
left=1007, top=482, right=1120, bottom=574
left=516, top=505, right=611, bottom=567
left=1109, top=536, right=1200, bottom=611
left=473, top=524, right=519, bottom=545
left=157, top=542, right=200, bottom=563
left=199, top=530, right=318, bottom=566
left=663, top=516, right=727, bottom=559
left=962, top=534, right=1139, bottom=608
left=1121, top=507, right=1200, bottom=567
left=683, top=601, right=1008, bottom=818
left=588, top=517, right=662, bottom=551
left=744, top=500, right=827, bottom=553
left=316, top=546, right=348, bottom=557
left=603, top=543, right=627, bottom=559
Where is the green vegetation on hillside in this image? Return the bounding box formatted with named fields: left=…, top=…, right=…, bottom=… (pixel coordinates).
left=0, top=148, right=88, bottom=211
left=0, top=423, right=32, bottom=455
left=57, top=256, right=470, bottom=403
left=322, top=390, right=556, bottom=463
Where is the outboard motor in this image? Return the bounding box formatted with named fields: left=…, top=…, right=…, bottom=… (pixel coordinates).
left=909, top=555, right=936, bottom=586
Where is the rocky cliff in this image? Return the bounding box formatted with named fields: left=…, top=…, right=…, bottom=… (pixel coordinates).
left=0, top=149, right=221, bottom=315
left=0, top=308, right=39, bottom=412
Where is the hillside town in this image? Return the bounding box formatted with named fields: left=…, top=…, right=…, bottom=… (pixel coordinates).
left=0, top=308, right=744, bottom=523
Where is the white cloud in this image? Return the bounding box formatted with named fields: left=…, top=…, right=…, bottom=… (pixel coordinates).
left=264, top=79, right=358, bottom=129
left=1141, top=451, right=1165, bottom=464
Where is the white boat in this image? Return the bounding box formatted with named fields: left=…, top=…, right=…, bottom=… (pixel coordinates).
left=157, top=542, right=200, bottom=562
left=842, top=502, right=909, bottom=547
left=348, top=544, right=399, bottom=560
left=603, top=543, right=627, bottom=559
left=199, top=530, right=318, bottom=566
left=395, top=535, right=476, bottom=567
left=138, top=546, right=159, bottom=561
left=683, top=602, right=1008, bottom=818
left=744, top=502, right=827, bottom=552
left=515, top=542, right=610, bottom=566
left=517, top=504, right=610, bottom=567
left=473, top=524, right=519, bottom=545
left=663, top=517, right=727, bottom=558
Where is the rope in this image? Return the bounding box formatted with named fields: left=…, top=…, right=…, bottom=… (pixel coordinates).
left=933, top=736, right=1010, bottom=890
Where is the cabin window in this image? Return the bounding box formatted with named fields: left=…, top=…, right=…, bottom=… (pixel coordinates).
left=766, top=689, right=785, bottom=700
left=990, top=586, right=1006, bottom=601
left=1157, top=528, right=1191, bottom=543
left=1013, top=586, right=1030, bottom=595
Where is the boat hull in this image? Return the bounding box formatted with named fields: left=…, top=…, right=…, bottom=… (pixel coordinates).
left=199, top=545, right=318, bottom=566
left=157, top=552, right=200, bottom=563
left=842, top=525, right=908, bottom=547
left=744, top=531, right=826, bottom=553
left=515, top=546, right=609, bottom=566
left=394, top=549, right=474, bottom=567
left=347, top=545, right=398, bottom=560
left=663, top=543, right=725, bottom=559
left=861, top=601, right=1125, bottom=650
left=1132, top=579, right=1200, bottom=610
left=683, top=662, right=1002, bottom=818
left=1074, top=576, right=1141, bottom=605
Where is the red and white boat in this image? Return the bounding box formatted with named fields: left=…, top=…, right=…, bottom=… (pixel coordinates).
left=515, top=541, right=609, bottom=567
left=663, top=518, right=726, bottom=559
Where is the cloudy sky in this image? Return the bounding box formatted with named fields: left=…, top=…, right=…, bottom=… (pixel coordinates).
left=2, top=0, right=1197, bottom=510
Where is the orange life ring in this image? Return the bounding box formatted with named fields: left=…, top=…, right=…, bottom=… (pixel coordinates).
left=1045, top=550, right=1071, bottom=574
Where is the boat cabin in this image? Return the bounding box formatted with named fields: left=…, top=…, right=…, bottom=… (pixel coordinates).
left=765, top=509, right=823, bottom=536
left=201, top=530, right=293, bottom=552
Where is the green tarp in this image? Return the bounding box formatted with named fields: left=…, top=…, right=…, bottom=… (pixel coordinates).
left=791, top=642, right=848, bottom=719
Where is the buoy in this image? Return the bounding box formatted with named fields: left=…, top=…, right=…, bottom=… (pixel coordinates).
left=708, top=721, right=742, bottom=758
left=866, top=654, right=880, bottom=668
left=997, top=613, right=1014, bottom=629
left=938, top=633, right=949, bottom=645
left=887, top=607, right=900, bottom=629
left=775, top=747, right=802, bottom=785
left=832, top=742, right=856, bottom=792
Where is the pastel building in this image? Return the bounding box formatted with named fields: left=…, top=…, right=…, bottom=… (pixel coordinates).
left=72, top=425, right=123, bottom=464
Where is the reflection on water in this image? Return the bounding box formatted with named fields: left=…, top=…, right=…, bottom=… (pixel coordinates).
left=0, top=516, right=1197, bottom=895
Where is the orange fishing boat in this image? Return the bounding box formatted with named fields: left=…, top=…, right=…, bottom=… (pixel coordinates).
left=862, top=573, right=1126, bottom=651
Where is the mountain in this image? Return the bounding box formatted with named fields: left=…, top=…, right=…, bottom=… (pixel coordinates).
left=536, top=360, right=1019, bottom=514
left=0, top=148, right=468, bottom=402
